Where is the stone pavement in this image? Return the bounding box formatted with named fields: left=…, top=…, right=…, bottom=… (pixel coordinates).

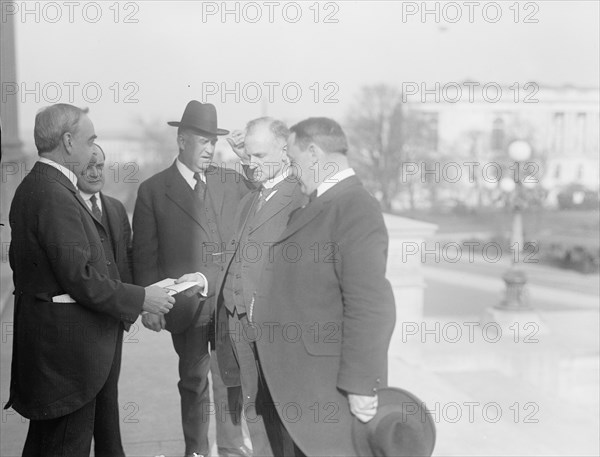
left=1, top=216, right=599, bottom=456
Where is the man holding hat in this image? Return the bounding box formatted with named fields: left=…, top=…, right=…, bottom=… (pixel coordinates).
left=253, top=117, right=397, bottom=456
left=132, top=101, right=252, bottom=457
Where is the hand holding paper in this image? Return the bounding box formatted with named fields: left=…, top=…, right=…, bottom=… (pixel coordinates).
left=173, top=273, right=207, bottom=297
left=142, top=286, right=175, bottom=315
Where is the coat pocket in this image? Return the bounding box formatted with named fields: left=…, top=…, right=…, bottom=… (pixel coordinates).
left=300, top=321, right=342, bottom=357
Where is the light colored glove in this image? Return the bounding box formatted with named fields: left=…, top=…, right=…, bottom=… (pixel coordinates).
left=348, top=393, right=378, bottom=423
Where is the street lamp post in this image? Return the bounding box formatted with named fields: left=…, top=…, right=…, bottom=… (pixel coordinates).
left=497, top=140, right=532, bottom=310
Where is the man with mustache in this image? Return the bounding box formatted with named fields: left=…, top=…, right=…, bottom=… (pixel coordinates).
left=132, top=101, right=251, bottom=457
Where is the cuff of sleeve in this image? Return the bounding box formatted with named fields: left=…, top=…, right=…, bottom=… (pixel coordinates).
left=194, top=272, right=209, bottom=297
left=338, top=376, right=382, bottom=397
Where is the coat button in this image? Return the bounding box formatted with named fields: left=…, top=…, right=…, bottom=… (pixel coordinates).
left=106, top=260, right=111, bottom=265
left=100, top=237, right=105, bottom=242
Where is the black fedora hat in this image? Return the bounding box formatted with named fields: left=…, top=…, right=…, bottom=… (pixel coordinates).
left=352, top=387, right=436, bottom=457
left=168, top=100, right=229, bottom=137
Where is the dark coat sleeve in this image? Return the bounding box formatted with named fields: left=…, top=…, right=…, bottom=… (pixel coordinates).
left=334, top=192, right=396, bottom=396
left=121, top=203, right=134, bottom=283
left=109, top=196, right=134, bottom=284
left=132, top=180, right=160, bottom=287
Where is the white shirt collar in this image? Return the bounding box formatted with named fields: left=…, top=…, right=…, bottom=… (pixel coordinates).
left=38, top=157, right=78, bottom=189
left=79, top=191, right=102, bottom=211
left=176, top=158, right=204, bottom=189
left=262, top=168, right=290, bottom=190
left=316, top=168, right=356, bottom=197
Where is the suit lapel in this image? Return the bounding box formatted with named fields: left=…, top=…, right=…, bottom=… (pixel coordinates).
left=249, top=180, right=296, bottom=234
left=234, top=190, right=260, bottom=241
left=278, top=176, right=362, bottom=242
left=279, top=199, right=326, bottom=242
left=35, top=161, right=106, bottom=234
left=164, top=162, right=210, bottom=236
left=100, top=194, right=120, bottom=245
left=73, top=186, right=103, bottom=227
left=34, top=161, right=76, bottom=193
left=205, top=166, right=225, bottom=217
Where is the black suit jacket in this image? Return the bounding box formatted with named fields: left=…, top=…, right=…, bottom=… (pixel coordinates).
left=100, top=193, right=133, bottom=283
left=212, top=178, right=306, bottom=385
left=6, top=162, right=144, bottom=420
left=254, top=175, right=396, bottom=456
left=99, top=193, right=134, bottom=284
left=132, top=161, right=252, bottom=333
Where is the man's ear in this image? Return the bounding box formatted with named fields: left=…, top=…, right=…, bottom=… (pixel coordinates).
left=62, top=132, right=74, bottom=155
left=177, top=134, right=185, bottom=150
left=308, top=143, right=321, bottom=164
left=281, top=144, right=290, bottom=164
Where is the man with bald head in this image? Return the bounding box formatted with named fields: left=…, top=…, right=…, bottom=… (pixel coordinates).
left=180, top=117, right=306, bottom=456
left=76, top=144, right=139, bottom=455
left=77, top=143, right=134, bottom=287
left=5, top=104, right=173, bottom=456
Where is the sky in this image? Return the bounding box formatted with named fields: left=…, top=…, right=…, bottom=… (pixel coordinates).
left=7, top=0, right=600, bottom=144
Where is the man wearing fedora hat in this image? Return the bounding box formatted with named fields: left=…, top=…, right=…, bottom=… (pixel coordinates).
left=132, top=101, right=252, bottom=457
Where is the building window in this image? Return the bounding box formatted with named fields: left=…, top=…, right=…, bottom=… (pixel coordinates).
left=576, top=112, right=587, bottom=155
left=425, top=112, right=439, bottom=152
left=553, top=112, right=565, bottom=154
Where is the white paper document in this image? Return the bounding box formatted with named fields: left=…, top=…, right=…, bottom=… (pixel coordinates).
left=51, top=278, right=199, bottom=303
left=150, top=278, right=199, bottom=296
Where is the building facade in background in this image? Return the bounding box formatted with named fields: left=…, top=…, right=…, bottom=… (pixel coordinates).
left=402, top=82, right=599, bottom=210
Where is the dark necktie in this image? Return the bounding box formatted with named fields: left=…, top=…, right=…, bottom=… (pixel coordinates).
left=90, top=194, right=102, bottom=220
left=193, top=172, right=206, bottom=199
left=255, top=186, right=274, bottom=213
left=308, top=190, right=318, bottom=204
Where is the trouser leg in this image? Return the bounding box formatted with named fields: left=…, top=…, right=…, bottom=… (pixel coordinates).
left=22, top=399, right=96, bottom=457
left=172, top=324, right=212, bottom=456
left=93, top=330, right=126, bottom=457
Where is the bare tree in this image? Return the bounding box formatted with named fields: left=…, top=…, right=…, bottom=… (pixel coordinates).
left=346, top=84, right=437, bottom=212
